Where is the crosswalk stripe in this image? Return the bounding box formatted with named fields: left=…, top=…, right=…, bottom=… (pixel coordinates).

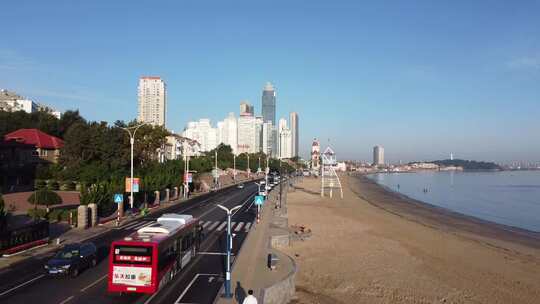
left=208, top=222, right=220, bottom=231
left=216, top=221, right=227, bottom=231
left=234, top=222, right=244, bottom=232
left=203, top=221, right=212, bottom=228
left=244, top=222, right=251, bottom=232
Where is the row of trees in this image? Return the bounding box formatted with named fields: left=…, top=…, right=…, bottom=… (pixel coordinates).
left=1, top=109, right=300, bottom=220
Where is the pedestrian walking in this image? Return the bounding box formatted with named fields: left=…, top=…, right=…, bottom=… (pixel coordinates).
left=242, top=289, right=258, bottom=304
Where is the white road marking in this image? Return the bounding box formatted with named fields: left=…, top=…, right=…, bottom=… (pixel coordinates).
left=216, top=221, right=227, bottom=231
left=174, top=274, right=219, bottom=304
left=131, top=221, right=153, bottom=230
left=122, top=221, right=141, bottom=230
left=234, top=222, right=244, bottom=232
left=244, top=222, right=252, bottom=232
left=207, top=221, right=220, bottom=231
left=80, top=274, right=108, bottom=292
left=197, top=252, right=233, bottom=256
left=202, top=221, right=212, bottom=228
left=0, top=274, right=45, bottom=296
left=59, top=295, right=74, bottom=304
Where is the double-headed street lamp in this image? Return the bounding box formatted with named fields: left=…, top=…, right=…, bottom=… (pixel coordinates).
left=217, top=204, right=243, bottom=298
left=121, top=123, right=146, bottom=210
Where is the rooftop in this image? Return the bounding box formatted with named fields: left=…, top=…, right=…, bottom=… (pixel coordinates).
left=4, top=129, right=64, bottom=149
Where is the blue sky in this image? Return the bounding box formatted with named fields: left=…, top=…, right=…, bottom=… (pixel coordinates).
left=1, top=0, right=539, bottom=162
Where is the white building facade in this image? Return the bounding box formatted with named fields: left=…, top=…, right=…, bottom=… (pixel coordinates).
left=137, top=76, right=166, bottom=126
left=289, top=112, right=299, bottom=157
left=182, top=119, right=218, bottom=152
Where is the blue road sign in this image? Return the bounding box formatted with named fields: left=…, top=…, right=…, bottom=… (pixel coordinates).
left=114, top=193, right=123, bottom=204
left=254, top=195, right=264, bottom=206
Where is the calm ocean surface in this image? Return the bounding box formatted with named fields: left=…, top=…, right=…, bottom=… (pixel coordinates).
left=368, top=171, right=540, bottom=232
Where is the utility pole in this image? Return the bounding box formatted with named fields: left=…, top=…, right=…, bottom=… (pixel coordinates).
left=233, top=154, right=236, bottom=182
left=217, top=204, right=242, bottom=298
left=121, top=123, right=146, bottom=210
left=215, top=149, right=218, bottom=189
left=247, top=154, right=250, bottom=178
left=279, top=158, right=283, bottom=209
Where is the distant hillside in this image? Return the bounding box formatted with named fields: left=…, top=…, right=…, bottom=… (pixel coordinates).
left=431, top=159, right=502, bottom=171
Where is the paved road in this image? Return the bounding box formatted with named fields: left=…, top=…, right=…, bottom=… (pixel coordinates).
left=0, top=182, right=260, bottom=304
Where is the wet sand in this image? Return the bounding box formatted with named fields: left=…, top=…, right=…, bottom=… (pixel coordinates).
left=284, top=174, right=540, bottom=304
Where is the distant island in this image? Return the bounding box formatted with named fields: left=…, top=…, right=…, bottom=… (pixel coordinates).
left=429, top=159, right=502, bottom=171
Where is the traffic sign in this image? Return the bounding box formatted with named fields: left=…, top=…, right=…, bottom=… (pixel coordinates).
left=125, top=178, right=140, bottom=192
left=254, top=195, right=264, bottom=206
left=114, top=194, right=123, bottom=204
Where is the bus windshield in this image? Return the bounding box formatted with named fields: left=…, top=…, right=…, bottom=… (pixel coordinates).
left=113, top=245, right=153, bottom=265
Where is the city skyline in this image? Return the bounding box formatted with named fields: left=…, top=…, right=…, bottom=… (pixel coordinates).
left=1, top=1, right=539, bottom=162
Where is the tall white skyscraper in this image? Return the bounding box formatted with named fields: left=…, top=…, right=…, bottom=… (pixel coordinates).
left=221, top=112, right=238, bottom=154
left=262, top=122, right=274, bottom=157
left=137, top=76, right=166, bottom=126
left=182, top=119, right=218, bottom=152
left=373, top=145, right=384, bottom=166
left=237, top=115, right=256, bottom=154
left=278, top=118, right=292, bottom=159
left=289, top=112, right=299, bottom=157
left=254, top=116, right=264, bottom=153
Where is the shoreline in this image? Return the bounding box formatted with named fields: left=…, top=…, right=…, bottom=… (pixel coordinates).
left=351, top=173, right=540, bottom=250
left=285, top=175, right=540, bottom=303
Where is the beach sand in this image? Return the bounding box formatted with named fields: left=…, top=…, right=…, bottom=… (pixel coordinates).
left=283, top=174, right=540, bottom=304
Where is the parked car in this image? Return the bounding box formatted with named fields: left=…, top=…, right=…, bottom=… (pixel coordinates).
left=45, top=242, right=98, bottom=277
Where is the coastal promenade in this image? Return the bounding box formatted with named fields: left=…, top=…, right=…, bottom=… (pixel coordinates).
left=283, top=174, right=540, bottom=304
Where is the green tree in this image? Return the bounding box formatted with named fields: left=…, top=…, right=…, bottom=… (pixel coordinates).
left=28, top=190, right=62, bottom=213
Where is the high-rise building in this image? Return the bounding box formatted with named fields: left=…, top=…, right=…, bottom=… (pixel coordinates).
left=237, top=115, right=256, bottom=154
left=221, top=113, right=238, bottom=154
left=261, top=82, right=276, bottom=125
left=240, top=100, right=254, bottom=116
left=254, top=116, right=264, bottom=153
left=289, top=112, right=299, bottom=157
left=137, top=76, right=166, bottom=126
left=182, top=119, right=218, bottom=152
left=277, top=118, right=292, bottom=159
left=262, top=122, right=274, bottom=157
left=373, top=145, right=384, bottom=166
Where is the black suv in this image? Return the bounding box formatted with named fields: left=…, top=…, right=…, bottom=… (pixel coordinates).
left=45, top=242, right=98, bottom=277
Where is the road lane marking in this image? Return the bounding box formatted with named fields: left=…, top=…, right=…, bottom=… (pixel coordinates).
left=207, top=222, right=220, bottom=231
left=122, top=221, right=142, bottom=230
left=234, top=222, right=244, bottom=232
left=80, top=274, right=108, bottom=292
left=216, top=221, right=227, bottom=231
left=131, top=221, right=154, bottom=231
left=244, top=222, right=252, bottom=232
left=0, top=274, right=45, bottom=296
left=197, top=252, right=233, bottom=256
left=202, top=221, right=212, bottom=228
left=174, top=273, right=219, bottom=304
left=58, top=295, right=74, bottom=304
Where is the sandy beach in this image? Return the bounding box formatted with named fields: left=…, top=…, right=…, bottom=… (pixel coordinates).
left=284, top=174, right=540, bottom=304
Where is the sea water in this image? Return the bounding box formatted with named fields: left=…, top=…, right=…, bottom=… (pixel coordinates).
left=368, top=171, right=540, bottom=232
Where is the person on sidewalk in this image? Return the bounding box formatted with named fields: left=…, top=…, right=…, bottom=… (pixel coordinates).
left=242, top=289, right=257, bottom=304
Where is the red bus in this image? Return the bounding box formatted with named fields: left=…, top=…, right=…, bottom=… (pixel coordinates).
left=108, top=214, right=202, bottom=294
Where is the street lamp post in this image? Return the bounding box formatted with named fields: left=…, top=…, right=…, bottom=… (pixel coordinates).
left=217, top=204, right=242, bottom=298
left=121, top=123, right=146, bottom=210
left=233, top=154, right=236, bottom=181
left=247, top=154, right=250, bottom=178
left=215, top=150, right=218, bottom=189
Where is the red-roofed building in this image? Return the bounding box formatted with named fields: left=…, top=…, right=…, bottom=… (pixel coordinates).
left=4, top=129, right=64, bottom=163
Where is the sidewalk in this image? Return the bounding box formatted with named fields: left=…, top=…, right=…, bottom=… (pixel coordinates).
left=216, top=183, right=297, bottom=304
left=0, top=192, right=196, bottom=270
